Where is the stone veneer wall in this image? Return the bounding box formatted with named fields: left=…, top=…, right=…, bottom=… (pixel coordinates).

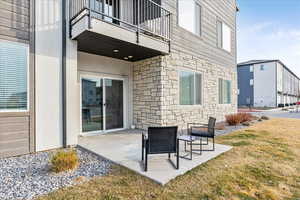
left=133, top=56, right=164, bottom=130
left=133, top=51, right=238, bottom=131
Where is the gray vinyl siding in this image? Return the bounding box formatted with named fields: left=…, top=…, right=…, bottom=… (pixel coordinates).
left=237, top=65, right=254, bottom=106
left=0, top=0, right=30, bottom=43
left=163, top=0, right=237, bottom=68
left=0, top=0, right=33, bottom=158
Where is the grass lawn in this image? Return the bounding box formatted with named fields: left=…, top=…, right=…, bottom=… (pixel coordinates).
left=37, top=118, right=300, bottom=200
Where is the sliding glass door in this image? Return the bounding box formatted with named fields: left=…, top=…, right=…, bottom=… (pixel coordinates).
left=81, top=78, right=104, bottom=132
left=81, top=77, right=124, bottom=133
left=105, top=79, right=124, bottom=130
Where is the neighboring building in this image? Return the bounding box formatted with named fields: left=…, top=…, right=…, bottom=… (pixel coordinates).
left=238, top=60, right=300, bottom=108
left=0, top=0, right=238, bottom=158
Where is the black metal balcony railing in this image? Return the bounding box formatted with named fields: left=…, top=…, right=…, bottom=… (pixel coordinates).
left=70, top=0, right=171, bottom=42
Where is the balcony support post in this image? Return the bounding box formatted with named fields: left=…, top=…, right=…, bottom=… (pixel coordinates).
left=168, top=13, right=171, bottom=53
left=136, top=0, right=140, bottom=44
left=88, top=0, right=92, bottom=29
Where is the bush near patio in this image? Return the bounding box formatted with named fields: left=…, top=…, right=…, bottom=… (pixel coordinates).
left=225, top=113, right=253, bottom=125
left=38, top=118, right=300, bottom=200
left=51, top=150, right=79, bottom=173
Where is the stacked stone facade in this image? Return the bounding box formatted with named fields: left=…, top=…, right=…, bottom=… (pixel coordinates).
left=133, top=56, right=164, bottom=130
left=133, top=50, right=237, bottom=131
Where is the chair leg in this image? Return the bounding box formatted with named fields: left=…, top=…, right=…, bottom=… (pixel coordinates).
left=176, top=140, right=179, bottom=169
left=142, top=135, right=145, bottom=161
left=200, top=137, right=202, bottom=155
left=145, top=148, right=148, bottom=172
left=142, top=142, right=144, bottom=161
left=168, top=153, right=170, bottom=159
left=190, top=141, right=193, bottom=159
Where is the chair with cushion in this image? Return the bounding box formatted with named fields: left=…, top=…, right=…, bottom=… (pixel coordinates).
left=142, top=126, right=179, bottom=172
left=187, top=117, right=216, bottom=151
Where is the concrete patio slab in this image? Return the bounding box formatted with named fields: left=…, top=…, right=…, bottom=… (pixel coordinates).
left=78, top=130, right=232, bottom=185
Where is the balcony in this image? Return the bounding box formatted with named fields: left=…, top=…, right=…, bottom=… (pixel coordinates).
left=69, top=0, right=171, bottom=61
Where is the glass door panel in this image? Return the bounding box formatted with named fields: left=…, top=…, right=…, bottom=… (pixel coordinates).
left=105, top=79, right=124, bottom=130
left=81, top=78, right=104, bottom=132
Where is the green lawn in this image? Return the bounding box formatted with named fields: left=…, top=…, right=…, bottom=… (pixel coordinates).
left=37, top=118, right=300, bottom=200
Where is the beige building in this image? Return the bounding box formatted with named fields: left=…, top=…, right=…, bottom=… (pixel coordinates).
left=0, top=0, right=238, bottom=157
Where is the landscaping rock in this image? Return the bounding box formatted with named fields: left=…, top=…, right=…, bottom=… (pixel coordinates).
left=242, top=122, right=251, bottom=126
left=0, top=147, right=111, bottom=200
left=261, top=116, right=270, bottom=120
left=215, top=125, right=245, bottom=136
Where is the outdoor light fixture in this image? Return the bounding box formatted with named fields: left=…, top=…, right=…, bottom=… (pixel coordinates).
left=124, top=57, right=128, bottom=60
left=113, top=49, right=119, bottom=53
left=128, top=56, right=133, bottom=59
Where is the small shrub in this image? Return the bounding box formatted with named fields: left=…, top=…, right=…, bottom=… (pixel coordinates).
left=225, top=113, right=253, bottom=126
left=51, top=150, right=79, bottom=173
left=226, top=114, right=242, bottom=125
left=261, top=115, right=270, bottom=120
left=250, top=115, right=259, bottom=120
left=239, top=113, right=253, bottom=123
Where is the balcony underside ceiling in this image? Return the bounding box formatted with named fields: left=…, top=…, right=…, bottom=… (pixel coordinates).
left=77, top=31, right=166, bottom=62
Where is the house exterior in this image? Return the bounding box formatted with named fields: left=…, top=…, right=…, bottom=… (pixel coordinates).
left=238, top=60, right=300, bottom=108
left=0, top=0, right=238, bottom=158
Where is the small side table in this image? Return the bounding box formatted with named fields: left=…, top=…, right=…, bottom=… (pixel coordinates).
left=178, top=135, right=199, bottom=160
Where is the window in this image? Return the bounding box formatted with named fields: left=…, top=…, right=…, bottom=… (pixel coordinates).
left=219, top=78, right=231, bottom=104
left=260, top=65, right=265, bottom=71
left=250, top=79, right=254, bottom=86
left=0, top=41, right=28, bottom=111
left=217, top=20, right=231, bottom=52
left=250, top=65, right=254, bottom=72
left=179, top=71, right=202, bottom=105
left=178, top=0, right=202, bottom=36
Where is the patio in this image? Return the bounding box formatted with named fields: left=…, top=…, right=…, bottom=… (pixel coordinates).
left=78, top=130, right=232, bottom=185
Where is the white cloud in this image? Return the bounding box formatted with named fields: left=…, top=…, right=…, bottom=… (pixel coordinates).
left=238, top=22, right=300, bottom=77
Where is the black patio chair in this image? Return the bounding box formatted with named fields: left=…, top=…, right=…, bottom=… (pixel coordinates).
left=187, top=117, right=217, bottom=151
left=142, top=126, right=179, bottom=172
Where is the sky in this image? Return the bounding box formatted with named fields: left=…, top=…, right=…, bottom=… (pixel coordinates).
left=237, top=0, right=300, bottom=77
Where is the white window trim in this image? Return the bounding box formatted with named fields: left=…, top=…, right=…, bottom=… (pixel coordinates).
left=217, top=20, right=232, bottom=52
left=177, top=0, right=202, bottom=37
left=250, top=65, right=254, bottom=72
left=0, top=40, right=30, bottom=113
left=178, top=69, right=203, bottom=106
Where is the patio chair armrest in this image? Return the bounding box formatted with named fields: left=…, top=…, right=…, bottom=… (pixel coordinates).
left=187, top=123, right=209, bottom=132
left=187, top=122, right=208, bottom=127
left=142, top=131, right=148, bottom=140
left=191, top=125, right=209, bottom=129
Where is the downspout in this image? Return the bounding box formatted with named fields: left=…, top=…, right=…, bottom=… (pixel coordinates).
left=62, top=0, right=67, bottom=148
